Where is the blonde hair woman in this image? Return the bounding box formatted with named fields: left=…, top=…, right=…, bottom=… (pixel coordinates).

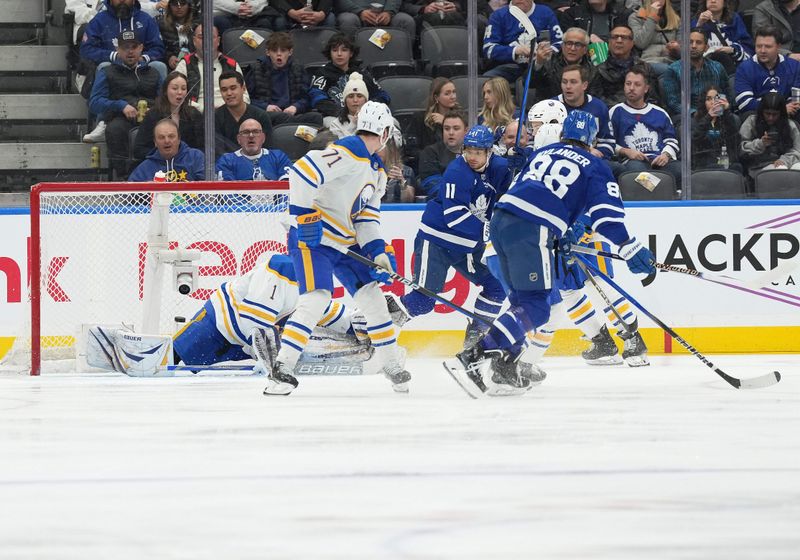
left=629, top=0, right=681, bottom=68
left=422, top=77, right=460, bottom=147
left=477, top=77, right=517, bottom=132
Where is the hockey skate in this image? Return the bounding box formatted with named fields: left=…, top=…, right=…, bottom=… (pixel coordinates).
left=263, top=362, right=299, bottom=396
left=381, top=346, right=411, bottom=393
left=462, top=319, right=489, bottom=351
left=582, top=325, right=623, bottom=365
left=619, top=328, right=649, bottom=367
left=443, top=343, right=490, bottom=398
left=485, top=351, right=530, bottom=397
left=518, top=361, right=547, bottom=388
left=384, top=293, right=409, bottom=327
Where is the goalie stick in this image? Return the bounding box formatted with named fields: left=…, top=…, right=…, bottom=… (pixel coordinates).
left=345, top=249, right=492, bottom=326
left=576, top=255, right=781, bottom=390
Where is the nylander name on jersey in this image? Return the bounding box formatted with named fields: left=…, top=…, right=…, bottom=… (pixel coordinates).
left=419, top=154, right=512, bottom=253
left=495, top=142, right=632, bottom=246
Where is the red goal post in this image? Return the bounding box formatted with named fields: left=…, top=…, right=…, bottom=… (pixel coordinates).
left=26, top=181, right=289, bottom=376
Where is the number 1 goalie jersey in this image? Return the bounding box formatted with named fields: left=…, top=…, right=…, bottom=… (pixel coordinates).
left=495, top=141, right=633, bottom=246
left=289, top=135, right=387, bottom=251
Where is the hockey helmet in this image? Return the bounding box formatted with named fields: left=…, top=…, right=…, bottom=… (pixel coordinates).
left=356, top=101, right=394, bottom=136
left=527, top=99, right=568, bottom=125
left=463, top=124, right=495, bottom=150
left=533, top=122, right=563, bottom=150
left=561, top=110, right=598, bottom=146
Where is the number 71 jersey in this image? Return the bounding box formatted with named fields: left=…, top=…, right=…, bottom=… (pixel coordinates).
left=495, top=141, right=632, bottom=247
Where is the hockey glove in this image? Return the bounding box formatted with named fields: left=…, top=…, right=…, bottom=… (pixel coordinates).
left=620, top=238, right=656, bottom=275
left=366, top=244, right=397, bottom=285
left=296, top=209, right=322, bottom=247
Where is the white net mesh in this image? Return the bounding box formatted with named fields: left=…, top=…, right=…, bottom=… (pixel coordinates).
left=14, top=184, right=289, bottom=374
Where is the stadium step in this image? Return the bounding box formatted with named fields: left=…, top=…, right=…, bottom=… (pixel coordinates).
left=0, top=0, right=48, bottom=45
left=0, top=94, right=88, bottom=141
left=0, top=141, right=107, bottom=171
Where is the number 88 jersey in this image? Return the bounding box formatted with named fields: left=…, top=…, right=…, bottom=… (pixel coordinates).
left=494, top=141, right=633, bottom=247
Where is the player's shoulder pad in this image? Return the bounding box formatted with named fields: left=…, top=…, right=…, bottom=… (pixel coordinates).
left=267, top=254, right=298, bottom=284
left=333, top=136, right=372, bottom=162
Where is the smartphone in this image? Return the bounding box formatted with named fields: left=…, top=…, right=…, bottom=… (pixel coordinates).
left=538, top=29, right=550, bottom=43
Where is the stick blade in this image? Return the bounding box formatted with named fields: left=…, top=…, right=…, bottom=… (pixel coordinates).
left=442, top=359, right=484, bottom=399
left=738, top=371, right=782, bottom=390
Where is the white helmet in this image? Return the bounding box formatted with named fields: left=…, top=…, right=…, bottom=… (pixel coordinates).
left=533, top=123, right=563, bottom=149
left=357, top=101, right=394, bottom=136
left=527, top=99, right=568, bottom=125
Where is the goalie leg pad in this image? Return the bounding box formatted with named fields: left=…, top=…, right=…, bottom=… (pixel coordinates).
left=114, top=332, right=174, bottom=377
left=86, top=325, right=128, bottom=372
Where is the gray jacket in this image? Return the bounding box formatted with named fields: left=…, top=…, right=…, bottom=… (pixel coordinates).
left=740, top=114, right=800, bottom=169
left=628, top=10, right=680, bottom=64
left=752, top=0, right=795, bottom=56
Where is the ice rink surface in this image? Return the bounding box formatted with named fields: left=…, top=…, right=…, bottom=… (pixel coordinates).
left=0, top=354, right=798, bottom=560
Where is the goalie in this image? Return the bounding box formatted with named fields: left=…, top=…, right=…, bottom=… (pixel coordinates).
left=88, top=253, right=381, bottom=377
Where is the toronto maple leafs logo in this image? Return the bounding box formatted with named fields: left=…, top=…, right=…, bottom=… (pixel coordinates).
left=624, top=122, right=659, bottom=155
left=470, top=194, right=490, bottom=222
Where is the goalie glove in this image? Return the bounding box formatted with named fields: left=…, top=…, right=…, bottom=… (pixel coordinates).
left=619, top=238, right=656, bottom=275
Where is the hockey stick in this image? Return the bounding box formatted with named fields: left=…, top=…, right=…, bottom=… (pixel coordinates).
left=508, top=3, right=537, bottom=147
left=570, top=243, right=795, bottom=289
left=576, top=255, right=781, bottom=390
left=573, top=257, right=635, bottom=335
left=345, top=249, right=492, bottom=326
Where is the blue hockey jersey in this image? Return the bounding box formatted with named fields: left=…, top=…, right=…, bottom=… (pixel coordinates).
left=216, top=148, right=293, bottom=181
left=494, top=141, right=632, bottom=246
left=483, top=4, right=563, bottom=64
left=609, top=103, right=679, bottom=160
left=690, top=14, right=753, bottom=64
left=554, top=94, right=615, bottom=158
left=419, top=154, right=512, bottom=253
left=734, top=54, right=800, bottom=112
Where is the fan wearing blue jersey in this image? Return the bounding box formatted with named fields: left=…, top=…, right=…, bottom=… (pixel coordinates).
left=554, top=64, right=615, bottom=159
left=452, top=110, right=656, bottom=395
left=384, top=125, right=512, bottom=350
left=609, top=66, right=681, bottom=184
left=215, top=118, right=293, bottom=181
left=264, top=101, right=411, bottom=396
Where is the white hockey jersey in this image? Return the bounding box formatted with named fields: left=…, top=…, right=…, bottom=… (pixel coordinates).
left=209, top=254, right=354, bottom=349
left=289, top=135, right=387, bottom=251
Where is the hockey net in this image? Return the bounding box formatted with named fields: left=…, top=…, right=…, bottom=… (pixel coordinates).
left=11, top=181, right=289, bottom=375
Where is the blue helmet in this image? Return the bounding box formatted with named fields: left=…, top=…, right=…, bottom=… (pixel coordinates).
left=463, top=125, right=495, bottom=149
left=561, top=110, right=598, bottom=146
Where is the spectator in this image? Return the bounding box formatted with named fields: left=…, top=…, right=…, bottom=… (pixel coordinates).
left=159, top=0, right=198, bottom=71
left=554, top=64, right=615, bottom=158
left=328, top=72, right=369, bottom=136
left=740, top=92, right=800, bottom=178
left=308, top=33, right=390, bottom=118
left=212, top=0, right=287, bottom=33
left=493, top=119, right=533, bottom=175
left=559, top=0, right=630, bottom=43
left=629, top=0, right=680, bottom=73
left=734, top=26, right=800, bottom=115
left=752, top=0, right=800, bottom=60
left=692, top=85, right=742, bottom=173
left=175, top=24, right=250, bottom=111
left=327, top=73, right=403, bottom=141
left=129, top=118, right=205, bottom=181
left=403, top=0, right=467, bottom=29
left=88, top=30, right=164, bottom=178
left=274, top=0, right=336, bottom=28
left=661, top=27, right=731, bottom=124
left=483, top=0, right=564, bottom=83
left=379, top=138, right=417, bottom=203
left=247, top=32, right=323, bottom=126
left=478, top=77, right=518, bottom=131
left=333, top=0, right=417, bottom=39
left=139, top=0, right=202, bottom=18
left=133, top=71, right=204, bottom=161
left=65, top=0, right=105, bottom=93
left=216, top=118, right=293, bottom=180
left=215, top=71, right=274, bottom=153
left=80, top=0, right=166, bottom=77
left=590, top=24, right=659, bottom=107
left=530, top=27, right=594, bottom=101
left=609, top=66, right=681, bottom=184
left=691, top=0, right=753, bottom=74
left=418, top=110, right=467, bottom=198
left=422, top=77, right=460, bottom=147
